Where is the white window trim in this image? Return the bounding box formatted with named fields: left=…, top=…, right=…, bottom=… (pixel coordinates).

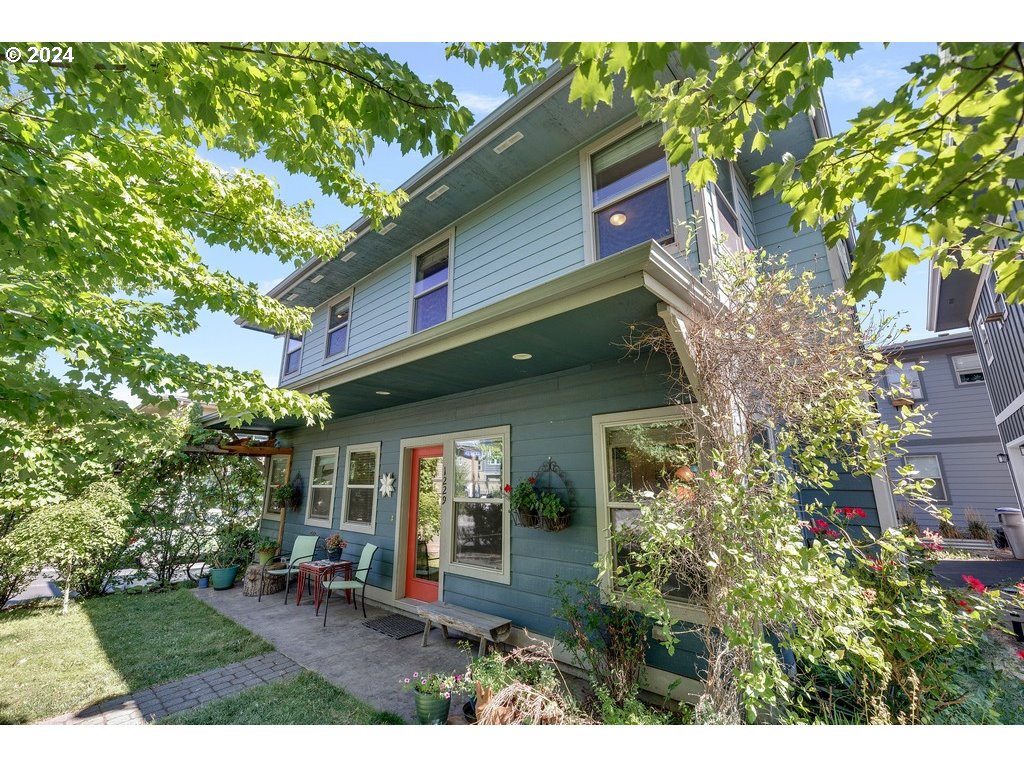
left=261, top=453, right=292, bottom=522
left=323, top=289, right=354, bottom=361
left=977, top=319, right=995, bottom=365
left=408, top=228, right=456, bottom=335
left=440, top=424, right=511, bottom=586
left=591, top=405, right=706, bottom=625
left=304, top=447, right=339, bottom=527
left=340, top=441, right=381, bottom=534
left=580, top=120, right=687, bottom=265
left=711, top=159, right=746, bottom=255
left=280, top=332, right=304, bottom=380
left=904, top=454, right=948, bottom=502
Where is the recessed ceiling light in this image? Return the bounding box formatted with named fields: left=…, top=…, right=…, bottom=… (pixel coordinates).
left=375, top=390, right=391, bottom=396
left=310, top=274, right=325, bottom=284
left=609, top=212, right=627, bottom=227
left=426, top=184, right=449, bottom=202
left=493, top=131, right=524, bottom=154
left=379, top=222, right=396, bottom=235
left=285, top=293, right=299, bottom=301
left=512, top=353, right=533, bottom=361
left=341, top=251, right=356, bottom=262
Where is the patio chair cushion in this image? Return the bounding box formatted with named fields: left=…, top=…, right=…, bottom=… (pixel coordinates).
left=322, top=578, right=360, bottom=591
left=265, top=534, right=319, bottom=576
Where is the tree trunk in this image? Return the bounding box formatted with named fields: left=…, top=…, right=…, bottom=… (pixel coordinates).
left=62, top=568, right=72, bottom=615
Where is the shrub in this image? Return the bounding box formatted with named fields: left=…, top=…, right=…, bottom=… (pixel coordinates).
left=965, top=509, right=993, bottom=542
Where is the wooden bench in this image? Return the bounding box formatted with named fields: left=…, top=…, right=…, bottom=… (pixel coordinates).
left=416, top=602, right=512, bottom=656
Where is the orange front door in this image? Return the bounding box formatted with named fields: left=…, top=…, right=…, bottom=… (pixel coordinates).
left=405, top=445, right=443, bottom=602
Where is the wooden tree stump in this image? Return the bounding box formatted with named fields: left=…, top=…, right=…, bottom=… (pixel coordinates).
left=243, top=563, right=285, bottom=597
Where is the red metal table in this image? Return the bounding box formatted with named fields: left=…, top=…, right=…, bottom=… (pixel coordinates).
left=296, top=559, right=353, bottom=614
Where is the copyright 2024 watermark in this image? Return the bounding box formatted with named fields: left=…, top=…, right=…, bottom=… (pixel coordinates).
left=4, top=46, right=74, bottom=64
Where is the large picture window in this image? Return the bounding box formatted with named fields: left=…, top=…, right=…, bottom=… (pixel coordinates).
left=412, top=239, right=451, bottom=333
left=341, top=442, right=380, bottom=533
left=593, top=406, right=704, bottom=623
left=588, top=124, right=673, bottom=260
left=304, top=448, right=338, bottom=525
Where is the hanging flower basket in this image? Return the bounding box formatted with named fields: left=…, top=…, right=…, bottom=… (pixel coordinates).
left=540, top=511, right=571, bottom=532
left=511, top=507, right=540, bottom=528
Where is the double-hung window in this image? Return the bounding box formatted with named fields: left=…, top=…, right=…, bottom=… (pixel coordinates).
left=262, top=454, right=291, bottom=521
left=325, top=295, right=352, bottom=359
left=593, top=406, right=703, bottom=621
left=885, top=364, right=924, bottom=401
left=341, top=442, right=380, bottom=533
left=283, top=333, right=303, bottom=377
left=588, top=124, right=674, bottom=260
left=904, top=455, right=947, bottom=501
left=412, top=239, right=451, bottom=333
left=304, top=448, right=338, bottom=526
left=712, top=159, right=744, bottom=254
left=951, top=353, right=984, bottom=385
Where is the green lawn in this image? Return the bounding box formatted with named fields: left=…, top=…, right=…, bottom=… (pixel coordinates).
left=0, top=588, right=271, bottom=724
left=161, top=670, right=405, bottom=724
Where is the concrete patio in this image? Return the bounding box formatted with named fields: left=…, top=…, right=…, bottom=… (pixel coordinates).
left=194, top=584, right=470, bottom=723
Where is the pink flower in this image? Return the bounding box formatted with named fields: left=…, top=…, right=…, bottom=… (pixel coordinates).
left=443, top=692, right=451, bottom=699
left=404, top=677, right=410, bottom=683
left=963, top=575, right=987, bottom=594
left=413, top=672, right=418, bottom=678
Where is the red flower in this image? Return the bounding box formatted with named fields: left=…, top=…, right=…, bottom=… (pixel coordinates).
left=958, top=599, right=974, bottom=614
left=867, top=556, right=884, bottom=572
left=1017, top=650, right=1024, bottom=660
left=503, top=484, right=512, bottom=493
left=527, top=477, right=536, bottom=485
left=963, top=575, right=987, bottom=594
left=854, top=508, right=866, bottom=519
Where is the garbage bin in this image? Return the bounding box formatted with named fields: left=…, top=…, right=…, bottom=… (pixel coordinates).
left=997, top=508, right=1024, bottom=558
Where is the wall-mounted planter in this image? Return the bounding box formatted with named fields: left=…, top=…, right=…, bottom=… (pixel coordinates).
left=511, top=508, right=540, bottom=528
left=540, top=513, right=571, bottom=532
left=533, top=458, right=576, bottom=533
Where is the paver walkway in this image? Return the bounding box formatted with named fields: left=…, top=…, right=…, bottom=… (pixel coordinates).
left=41, top=652, right=301, bottom=725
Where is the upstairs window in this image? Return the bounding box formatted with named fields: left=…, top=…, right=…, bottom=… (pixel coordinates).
left=885, top=364, right=923, bottom=402
left=412, top=240, right=451, bottom=333
left=283, top=333, right=303, bottom=376
left=904, top=455, right=947, bottom=501
left=325, top=296, right=352, bottom=358
left=713, top=159, right=744, bottom=254
left=978, top=320, right=995, bottom=364
left=590, top=124, right=673, bottom=260
left=952, top=353, right=984, bottom=384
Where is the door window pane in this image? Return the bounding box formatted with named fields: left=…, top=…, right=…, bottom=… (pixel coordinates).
left=453, top=436, right=504, bottom=571
left=415, top=456, right=443, bottom=583
left=453, top=501, right=503, bottom=570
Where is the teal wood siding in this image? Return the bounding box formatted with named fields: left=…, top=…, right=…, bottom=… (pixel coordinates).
left=752, top=191, right=833, bottom=291
left=347, top=258, right=412, bottom=358
left=452, top=154, right=584, bottom=317
left=735, top=170, right=757, bottom=247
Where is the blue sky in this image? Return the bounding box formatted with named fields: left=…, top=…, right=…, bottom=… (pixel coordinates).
left=135, top=42, right=940, bottom=400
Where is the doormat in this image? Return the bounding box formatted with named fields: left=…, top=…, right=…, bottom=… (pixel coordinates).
left=362, top=614, right=426, bottom=640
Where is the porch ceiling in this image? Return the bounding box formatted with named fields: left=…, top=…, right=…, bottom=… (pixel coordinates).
left=232, top=286, right=663, bottom=432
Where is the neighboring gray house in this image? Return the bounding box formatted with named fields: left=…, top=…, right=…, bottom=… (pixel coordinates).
left=879, top=332, right=1017, bottom=528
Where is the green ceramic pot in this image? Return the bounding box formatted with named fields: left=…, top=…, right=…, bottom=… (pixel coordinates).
left=210, top=565, right=239, bottom=590
left=413, top=690, right=451, bottom=725
left=257, top=549, right=276, bottom=566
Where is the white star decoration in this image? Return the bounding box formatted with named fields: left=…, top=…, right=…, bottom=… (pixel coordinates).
left=379, top=472, right=395, bottom=498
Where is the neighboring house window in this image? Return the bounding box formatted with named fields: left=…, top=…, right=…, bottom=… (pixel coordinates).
left=885, top=364, right=923, bottom=401
left=951, top=353, right=984, bottom=384
left=444, top=427, right=509, bottom=584
left=283, top=333, right=303, bottom=376
left=325, top=295, right=352, bottom=358
left=713, top=159, right=744, bottom=254
left=904, top=455, right=947, bottom=501
left=305, top=448, right=339, bottom=525
left=978, top=320, right=995, bottom=364
left=262, top=454, right=291, bottom=521
left=592, top=406, right=704, bottom=622
left=412, top=239, right=451, bottom=333
left=341, top=442, right=380, bottom=533
left=589, top=124, right=673, bottom=260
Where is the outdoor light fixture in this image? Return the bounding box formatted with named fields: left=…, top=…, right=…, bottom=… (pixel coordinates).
left=608, top=212, right=627, bottom=226
left=998, top=453, right=1009, bottom=464
left=341, top=251, right=356, bottom=262
left=375, top=390, right=391, bottom=396
left=310, top=274, right=324, bottom=284
left=512, top=353, right=533, bottom=361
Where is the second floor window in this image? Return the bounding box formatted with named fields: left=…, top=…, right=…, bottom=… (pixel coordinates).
left=885, top=364, right=923, bottom=402
left=325, top=296, right=351, bottom=358
left=951, top=353, right=984, bottom=384
left=283, top=333, right=303, bottom=376
left=413, top=240, right=450, bottom=333
left=591, top=124, right=673, bottom=260
left=713, top=159, right=744, bottom=254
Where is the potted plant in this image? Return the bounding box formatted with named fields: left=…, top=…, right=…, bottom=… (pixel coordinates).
left=208, top=527, right=246, bottom=590
left=272, top=482, right=299, bottom=513
left=401, top=671, right=469, bottom=724
left=466, top=652, right=512, bottom=715
left=538, top=490, right=569, bottom=531
left=325, top=533, right=347, bottom=562
left=505, top=477, right=540, bottom=528
left=255, top=535, right=278, bottom=566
